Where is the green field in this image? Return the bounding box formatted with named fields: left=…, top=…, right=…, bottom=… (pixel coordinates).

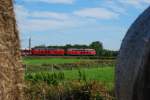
left=59, top=67, right=114, bottom=89
left=26, top=67, right=114, bottom=89
left=24, top=57, right=115, bottom=99
left=65, top=67, right=114, bottom=88
left=24, top=57, right=114, bottom=86
left=25, top=66, right=115, bottom=99
left=23, top=57, right=90, bottom=65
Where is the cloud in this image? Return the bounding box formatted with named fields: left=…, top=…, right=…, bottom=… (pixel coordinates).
left=119, top=0, right=140, bottom=5
left=31, top=12, right=70, bottom=20
left=98, top=0, right=150, bottom=16
left=73, top=8, right=119, bottom=20
left=142, top=0, right=150, bottom=3
left=15, top=5, right=71, bottom=21
left=101, top=1, right=127, bottom=15
left=117, top=0, right=150, bottom=9
left=15, top=1, right=149, bottom=33
left=24, top=0, right=74, bottom=4
left=14, top=5, right=94, bottom=32
left=15, top=4, right=121, bottom=33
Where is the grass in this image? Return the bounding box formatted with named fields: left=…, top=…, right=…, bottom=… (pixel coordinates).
left=24, top=57, right=115, bottom=99
left=24, top=57, right=115, bottom=88
left=23, top=57, right=90, bottom=65
left=63, top=67, right=114, bottom=80
left=26, top=67, right=114, bottom=90
left=63, top=67, right=114, bottom=90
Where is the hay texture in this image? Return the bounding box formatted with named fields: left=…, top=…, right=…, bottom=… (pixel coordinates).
left=0, top=0, right=24, bottom=100
left=116, top=6, right=150, bottom=100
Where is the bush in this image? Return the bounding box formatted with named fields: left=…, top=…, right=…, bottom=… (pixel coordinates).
left=25, top=72, right=65, bottom=85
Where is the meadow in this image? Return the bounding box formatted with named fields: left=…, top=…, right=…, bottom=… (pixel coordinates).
left=23, top=57, right=115, bottom=100
left=23, top=57, right=94, bottom=65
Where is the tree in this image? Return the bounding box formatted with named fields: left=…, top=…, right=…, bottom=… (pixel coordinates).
left=73, top=44, right=89, bottom=49
left=34, top=45, right=46, bottom=48
left=0, top=0, right=24, bottom=99
left=90, top=41, right=103, bottom=56
left=64, top=44, right=72, bottom=49
left=102, top=49, right=118, bottom=57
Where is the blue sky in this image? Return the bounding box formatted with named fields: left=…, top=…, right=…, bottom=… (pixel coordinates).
left=14, top=0, right=150, bottom=50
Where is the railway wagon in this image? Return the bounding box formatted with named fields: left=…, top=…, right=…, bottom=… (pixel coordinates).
left=21, top=49, right=31, bottom=56
left=31, top=48, right=65, bottom=56
left=21, top=48, right=96, bottom=56
left=66, top=49, right=96, bottom=56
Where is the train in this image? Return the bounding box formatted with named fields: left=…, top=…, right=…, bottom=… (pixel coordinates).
left=21, top=48, right=96, bottom=56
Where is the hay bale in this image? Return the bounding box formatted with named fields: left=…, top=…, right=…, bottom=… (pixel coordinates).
left=116, top=6, right=150, bottom=100
left=0, top=0, right=24, bottom=99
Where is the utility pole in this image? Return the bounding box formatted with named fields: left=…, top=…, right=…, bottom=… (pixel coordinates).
left=29, top=37, right=32, bottom=55
left=29, top=37, right=31, bottom=50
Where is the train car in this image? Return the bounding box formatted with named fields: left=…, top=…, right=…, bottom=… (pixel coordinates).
left=21, top=49, right=31, bottom=56
left=21, top=48, right=96, bottom=56
left=66, top=48, right=96, bottom=56
left=31, top=48, right=65, bottom=56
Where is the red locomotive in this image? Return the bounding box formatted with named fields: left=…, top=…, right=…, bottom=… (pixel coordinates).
left=31, top=48, right=65, bottom=55
left=21, top=48, right=96, bottom=56
left=21, top=49, right=31, bottom=56
left=66, top=49, right=96, bottom=56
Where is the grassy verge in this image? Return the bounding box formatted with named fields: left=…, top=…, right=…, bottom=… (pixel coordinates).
left=25, top=67, right=115, bottom=100
left=23, top=57, right=89, bottom=65
left=24, top=57, right=115, bottom=99
left=25, top=67, right=114, bottom=90
left=23, top=57, right=116, bottom=65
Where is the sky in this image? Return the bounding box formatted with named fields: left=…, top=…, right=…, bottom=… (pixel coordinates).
left=14, top=0, right=150, bottom=50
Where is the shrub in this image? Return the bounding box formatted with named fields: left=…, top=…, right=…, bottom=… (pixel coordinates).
left=24, top=80, right=114, bottom=100
left=25, top=72, right=65, bottom=85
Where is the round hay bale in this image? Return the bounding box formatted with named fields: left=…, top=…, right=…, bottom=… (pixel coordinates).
left=0, top=0, right=24, bottom=100
left=116, top=6, right=150, bottom=100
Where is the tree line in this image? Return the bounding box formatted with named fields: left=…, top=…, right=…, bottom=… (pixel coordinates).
left=33, top=41, right=118, bottom=57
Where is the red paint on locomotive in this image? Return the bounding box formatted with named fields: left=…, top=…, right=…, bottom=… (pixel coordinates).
left=31, top=48, right=65, bottom=55
left=66, top=49, right=96, bottom=56
left=21, top=49, right=31, bottom=56
left=21, top=48, right=96, bottom=56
